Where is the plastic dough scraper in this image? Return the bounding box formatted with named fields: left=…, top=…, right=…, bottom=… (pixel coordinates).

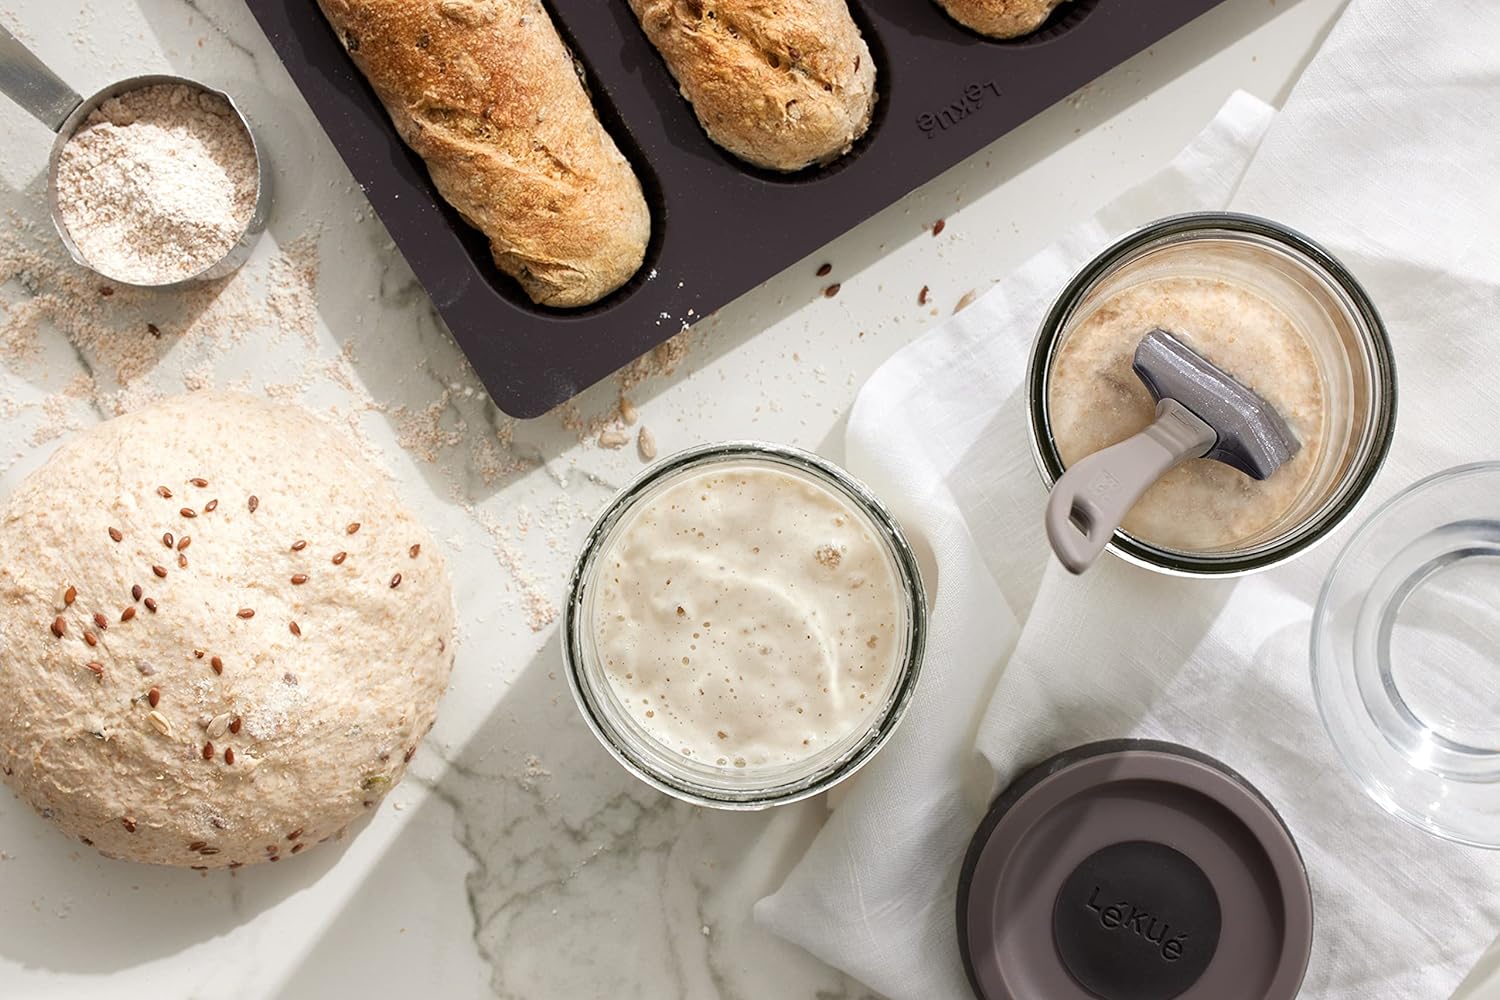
left=1045, top=328, right=1300, bottom=574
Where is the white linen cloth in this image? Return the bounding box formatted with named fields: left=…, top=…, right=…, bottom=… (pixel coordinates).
left=756, top=2, right=1500, bottom=997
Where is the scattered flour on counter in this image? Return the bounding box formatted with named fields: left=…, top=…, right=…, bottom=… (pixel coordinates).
left=0, top=218, right=321, bottom=416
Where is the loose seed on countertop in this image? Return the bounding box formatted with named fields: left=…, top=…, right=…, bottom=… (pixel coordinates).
left=291, top=539, right=307, bottom=551
left=390, top=573, right=402, bottom=589
left=131, top=584, right=142, bottom=601
left=180, top=508, right=197, bottom=519
left=152, top=565, right=167, bottom=578
left=93, top=612, right=109, bottom=630
left=332, top=551, right=347, bottom=565
left=148, top=711, right=172, bottom=736
left=202, top=741, right=214, bottom=760
left=108, top=527, right=123, bottom=543
left=289, top=621, right=301, bottom=637
left=156, top=486, right=172, bottom=499
left=229, top=716, right=242, bottom=735
left=224, top=747, right=235, bottom=765
left=189, top=478, right=208, bottom=488
left=162, top=532, right=174, bottom=548
left=204, top=499, right=218, bottom=513
left=64, top=586, right=76, bottom=606
left=177, top=536, right=191, bottom=551
left=236, top=608, right=254, bottom=619
left=346, top=522, right=360, bottom=535
left=816, top=262, right=832, bottom=277
left=932, top=218, right=946, bottom=236
left=148, top=687, right=160, bottom=708
left=291, top=574, right=308, bottom=585
left=50, top=617, right=65, bottom=638
left=824, top=283, right=841, bottom=298
left=210, top=656, right=223, bottom=675
left=144, top=598, right=158, bottom=613
left=248, top=495, right=259, bottom=513
left=409, top=544, right=420, bottom=558
left=120, top=607, right=136, bottom=622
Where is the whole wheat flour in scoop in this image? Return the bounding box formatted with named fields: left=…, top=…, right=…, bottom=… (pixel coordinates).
left=54, top=84, right=258, bottom=285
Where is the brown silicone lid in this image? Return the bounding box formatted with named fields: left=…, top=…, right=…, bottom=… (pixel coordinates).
left=957, top=740, right=1312, bottom=1000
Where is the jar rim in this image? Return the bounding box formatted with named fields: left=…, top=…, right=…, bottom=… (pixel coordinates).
left=1026, top=212, right=1398, bottom=577
left=562, top=441, right=929, bottom=809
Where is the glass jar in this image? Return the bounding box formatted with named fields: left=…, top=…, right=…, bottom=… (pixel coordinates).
left=1027, top=213, right=1397, bottom=576
left=563, top=442, right=928, bottom=809
left=1313, top=463, right=1500, bottom=848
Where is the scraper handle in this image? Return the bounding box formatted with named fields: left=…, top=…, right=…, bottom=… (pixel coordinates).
left=1045, top=400, right=1217, bottom=575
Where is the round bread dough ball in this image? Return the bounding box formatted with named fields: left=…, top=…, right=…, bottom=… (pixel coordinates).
left=0, top=392, right=455, bottom=868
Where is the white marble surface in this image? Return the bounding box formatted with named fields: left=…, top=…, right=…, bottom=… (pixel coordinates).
left=0, top=0, right=1494, bottom=997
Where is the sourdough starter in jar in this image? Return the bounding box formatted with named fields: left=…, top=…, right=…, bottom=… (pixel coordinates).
left=1048, top=275, right=1326, bottom=551
left=593, top=463, right=903, bottom=769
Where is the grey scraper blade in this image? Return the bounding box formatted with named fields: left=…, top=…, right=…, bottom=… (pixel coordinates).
left=1133, top=328, right=1300, bottom=480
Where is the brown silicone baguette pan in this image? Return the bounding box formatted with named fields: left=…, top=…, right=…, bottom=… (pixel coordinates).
left=245, top=0, right=1232, bottom=418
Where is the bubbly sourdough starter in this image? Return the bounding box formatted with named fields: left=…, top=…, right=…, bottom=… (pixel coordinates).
left=593, top=463, right=903, bottom=769
left=1048, top=275, right=1326, bottom=551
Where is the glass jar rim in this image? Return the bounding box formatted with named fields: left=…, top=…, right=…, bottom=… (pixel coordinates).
left=562, top=441, right=929, bottom=809
left=1311, top=461, right=1500, bottom=848
left=1026, top=211, right=1398, bottom=577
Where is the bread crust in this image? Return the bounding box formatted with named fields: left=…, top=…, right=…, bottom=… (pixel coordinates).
left=318, top=0, right=650, bottom=307
left=937, top=0, right=1070, bottom=39
left=628, top=0, right=877, bottom=173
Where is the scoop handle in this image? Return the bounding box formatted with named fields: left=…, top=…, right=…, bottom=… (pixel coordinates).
left=0, top=24, right=82, bottom=132
left=1045, top=399, right=1217, bottom=574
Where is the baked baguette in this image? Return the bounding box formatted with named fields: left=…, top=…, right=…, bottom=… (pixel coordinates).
left=936, top=0, right=1072, bottom=39
left=628, top=0, right=876, bottom=172
left=318, top=0, right=650, bottom=308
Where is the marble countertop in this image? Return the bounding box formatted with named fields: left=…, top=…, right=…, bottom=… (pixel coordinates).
left=0, top=1, right=1494, bottom=997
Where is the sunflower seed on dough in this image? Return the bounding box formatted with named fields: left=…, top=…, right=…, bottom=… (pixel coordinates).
left=147, top=711, right=173, bottom=737
left=206, top=713, right=232, bottom=740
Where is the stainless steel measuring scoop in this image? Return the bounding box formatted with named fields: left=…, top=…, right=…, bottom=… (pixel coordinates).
left=0, top=24, right=269, bottom=288
left=1045, top=328, right=1301, bottom=574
